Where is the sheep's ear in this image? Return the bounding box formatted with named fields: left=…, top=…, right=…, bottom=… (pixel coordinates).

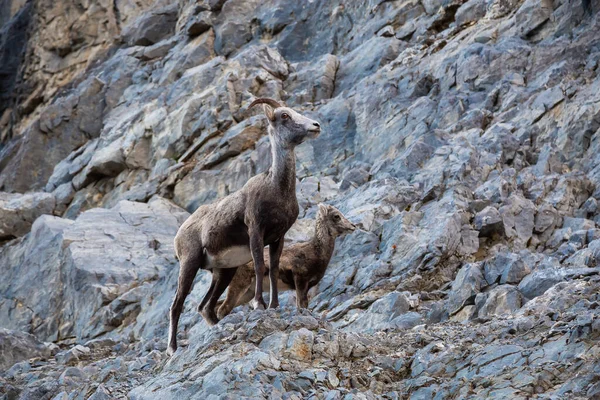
left=263, top=104, right=275, bottom=122
left=318, top=203, right=328, bottom=216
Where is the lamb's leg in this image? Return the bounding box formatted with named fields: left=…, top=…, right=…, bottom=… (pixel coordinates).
left=201, top=268, right=237, bottom=323
left=237, top=286, right=256, bottom=306
left=268, top=238, right=284, bottom=309
left=295, top=278, right=310, bottom=309
left=168, top=251, right=203, bottom=356
left=249, top=228, right=267, bottom=310
left=217, top=266, right=254, bottom=319
left=218, top=287, right=255, bottom=319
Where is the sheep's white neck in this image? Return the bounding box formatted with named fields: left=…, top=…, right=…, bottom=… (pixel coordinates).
left=269, top=129, right=296, bottom=191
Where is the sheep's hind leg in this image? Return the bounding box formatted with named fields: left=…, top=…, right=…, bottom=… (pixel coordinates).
left=200, top=268, right=237, bottom=325
left=197, top=269, right=216, bottom=314
left=217, top=267, right=254, bottom=320
left=167, top=250, right=203, bottom=356
left=198, top=272, right=219, bottom=326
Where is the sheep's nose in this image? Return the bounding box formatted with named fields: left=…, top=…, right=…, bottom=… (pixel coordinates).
left=313, top=122, right=321, bottom=128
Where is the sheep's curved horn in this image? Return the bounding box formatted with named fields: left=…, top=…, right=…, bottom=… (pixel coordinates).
left=248, top=98, right=282, bottom=109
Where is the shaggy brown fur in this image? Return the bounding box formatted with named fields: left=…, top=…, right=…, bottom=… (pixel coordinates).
left=167, top=99, right=320, bottom=355
left=217, top=204, right=356, bottom=318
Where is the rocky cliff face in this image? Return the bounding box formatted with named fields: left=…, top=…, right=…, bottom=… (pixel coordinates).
left=1, top=0, right=600, bottom=398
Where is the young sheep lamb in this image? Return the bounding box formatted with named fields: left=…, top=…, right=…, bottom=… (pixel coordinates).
left=216, top=203, right=356, bottom=318
left=167, top=98, right=321, bottom=355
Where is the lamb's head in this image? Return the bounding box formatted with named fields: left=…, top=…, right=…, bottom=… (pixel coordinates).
left=317, top=203, right=356, bottom=237
left=249, top=98, right=321, bottom=147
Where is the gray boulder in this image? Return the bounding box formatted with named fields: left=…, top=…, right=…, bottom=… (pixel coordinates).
left=121, top=5, right=179, bottom=46
left=534, top=203, right=558, bottom=235
left=346, top=291, right=412, bottom=332
left=514, top=0, right=553, bottom=38
left=499, top=194, right=535, bottom=247
left=477, top=285, right=523, bottom=319
left=186, top=11, right=212, bottom=37
left=0, top=329, right=53, bottom=370
left=483, top=252, right=531, bottom=285
left=213, top=1, right=260, bottom=56
left=475, top=206, right=504, bottom=238
left=45, top=140, right=99, bottom=192
left=518, top=268, right=566, bottom=300
left=500, top=257, right=531, bottom=284
left=447, top=263, right=484, bottom=316
left=455, top=0, right=487, bottom=27
left=0, top=192, right=55, bottom=239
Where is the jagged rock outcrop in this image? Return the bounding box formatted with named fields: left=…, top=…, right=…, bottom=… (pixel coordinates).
left=1, top=0, right=600, bottom=398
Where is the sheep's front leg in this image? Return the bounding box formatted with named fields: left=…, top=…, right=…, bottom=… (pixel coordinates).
left=249, top=229, right=267, bottom=310
left=268, top=238, right=284, bottom=309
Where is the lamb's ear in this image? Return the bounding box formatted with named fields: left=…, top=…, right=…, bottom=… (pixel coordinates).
left=318, top=203, right=328, bottom=216
left=263, top=104, right=275, bottom=122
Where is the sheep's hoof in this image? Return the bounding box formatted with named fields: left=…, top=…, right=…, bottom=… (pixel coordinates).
left=166, top=345, right=176, bottom=357
left=199, top=307, right=219, bottom=326
left=268, top=301, right=279, bottom=309
left=251, top=298, right=266, bottom=310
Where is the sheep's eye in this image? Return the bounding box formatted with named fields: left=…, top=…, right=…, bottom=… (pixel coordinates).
left=281, top=113, right=290, bottom=120
left=334, top=215, right=341, bottom=221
